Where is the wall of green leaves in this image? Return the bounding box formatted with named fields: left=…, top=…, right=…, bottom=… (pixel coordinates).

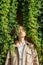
left=0, top=0, right=43, bottom=65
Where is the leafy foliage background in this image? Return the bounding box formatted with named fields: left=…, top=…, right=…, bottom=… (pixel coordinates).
left=0, top=0, right=43, bottom=65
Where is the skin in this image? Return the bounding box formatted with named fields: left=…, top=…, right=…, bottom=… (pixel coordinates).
left=16, top=26, right=26, bottom=46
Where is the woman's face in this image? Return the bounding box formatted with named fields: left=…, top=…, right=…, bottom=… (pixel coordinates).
left=18, top=26, right=26, bottom=38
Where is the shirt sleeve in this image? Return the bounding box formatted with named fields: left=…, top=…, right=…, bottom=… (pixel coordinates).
left=31, top=46, right=39, bottom=65
left=5, top=50, right=11, bottom=65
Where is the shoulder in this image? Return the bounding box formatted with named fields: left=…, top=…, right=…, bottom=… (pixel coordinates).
left=9, top=44, right=18, bottom=55
left=10, top=43, right=18, bottom=52
left=26, top=40, right=35, bottom=49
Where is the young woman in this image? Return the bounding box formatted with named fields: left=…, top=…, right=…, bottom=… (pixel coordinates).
left=5, top=26, right=39, bottom=65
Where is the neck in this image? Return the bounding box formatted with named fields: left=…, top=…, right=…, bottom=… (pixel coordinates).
left=19, top=37, right=25, bottom=44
